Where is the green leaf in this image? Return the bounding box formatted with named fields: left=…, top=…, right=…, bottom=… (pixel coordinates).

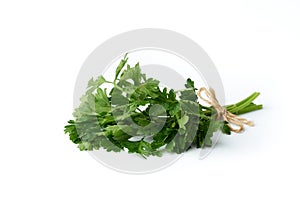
left=119, top=63, right=143, bottom=86
left=185, top=78, right=196, bottom=89
left=179, top=79, right=198, bottom=102
left=177, top=115, right=189, bottom=130
left=114, top=53, right=128, bottom=82
left=87, top=75, right=106, bottom=93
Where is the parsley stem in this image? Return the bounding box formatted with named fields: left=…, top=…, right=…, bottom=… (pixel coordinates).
left=226, top=92, right=260, bottom=114
left=105, top=80, right=123, bottom=91
left=232, top=104, right=263, bottom=115
left=202, top=92, right=262, bottom=116
left=175, top=88, right=195, bottom=93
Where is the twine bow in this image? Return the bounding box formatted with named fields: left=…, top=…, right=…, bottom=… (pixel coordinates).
left=197, top=87, right=254, bottom=133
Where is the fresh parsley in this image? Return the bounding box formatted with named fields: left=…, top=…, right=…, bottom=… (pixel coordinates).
left=64, top=54, right=262, bottom=157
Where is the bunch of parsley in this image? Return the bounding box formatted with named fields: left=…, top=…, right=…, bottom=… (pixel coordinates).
left=64, top=55, right=262, bottom=157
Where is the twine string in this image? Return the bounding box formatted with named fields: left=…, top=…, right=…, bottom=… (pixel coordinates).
left=197, top=87, right=254, bottom=133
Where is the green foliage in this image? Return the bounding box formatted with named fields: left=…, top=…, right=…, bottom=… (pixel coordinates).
left=64, top=55, right=263, bottom=157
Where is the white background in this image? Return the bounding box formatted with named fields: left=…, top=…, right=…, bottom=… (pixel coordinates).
left=0, top=0, right=299, bottom=199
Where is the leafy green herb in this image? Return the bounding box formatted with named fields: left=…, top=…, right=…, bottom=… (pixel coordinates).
left=64, top=54, right=263, bottom=157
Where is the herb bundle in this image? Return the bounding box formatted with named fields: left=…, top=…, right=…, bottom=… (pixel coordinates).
left=64, top=55, right=262, bottom=157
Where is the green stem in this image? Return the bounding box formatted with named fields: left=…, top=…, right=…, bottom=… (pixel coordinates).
left=202, top=92, right=262, bottom=116
left=175, top=88, right=195, bottom=93
left=226, top=92, right=260, bottom=113
left=232, top=104, right=263, bottom=115
left=105, top=80, right=123, bottom=91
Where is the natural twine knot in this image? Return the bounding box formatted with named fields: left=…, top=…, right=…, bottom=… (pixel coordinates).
left=197, top=87, right=254, bottom=133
